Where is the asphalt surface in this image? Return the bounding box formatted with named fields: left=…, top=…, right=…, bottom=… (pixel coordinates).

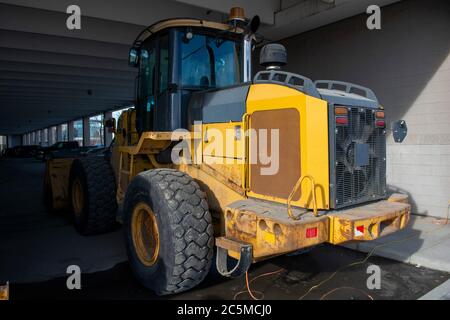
left=1, top=157, right=449, bottom=300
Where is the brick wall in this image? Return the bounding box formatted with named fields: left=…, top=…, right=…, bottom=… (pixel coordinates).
left=280, top=0, right=450, bottom=217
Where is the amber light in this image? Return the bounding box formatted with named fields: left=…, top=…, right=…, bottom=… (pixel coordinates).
left=228, top=7, right=246, bottom=22
left=375, top=111, right=385, bottom=118
left=335, top=107, right=348, bottom=115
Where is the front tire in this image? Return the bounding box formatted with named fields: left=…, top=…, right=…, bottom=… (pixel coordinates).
left=124, top=169, right=214, bottom=295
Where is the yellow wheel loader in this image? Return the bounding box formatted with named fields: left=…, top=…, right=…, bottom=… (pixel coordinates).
left=43, top=8, right=410, bottom=295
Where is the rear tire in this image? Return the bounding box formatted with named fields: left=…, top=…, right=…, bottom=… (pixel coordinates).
left=124, top=169, right=214, bottom=295
left=69, top=156, right=117, bottom=235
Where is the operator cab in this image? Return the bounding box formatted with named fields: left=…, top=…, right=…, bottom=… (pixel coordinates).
left=128, top=11, right=258, bottom=134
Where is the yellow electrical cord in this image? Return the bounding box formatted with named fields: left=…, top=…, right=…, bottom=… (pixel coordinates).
left=298, top=203, right=450, bottom=300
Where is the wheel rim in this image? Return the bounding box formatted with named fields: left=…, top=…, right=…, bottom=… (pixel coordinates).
left=131, top=202, right=160, bottom=266
left=72, top=179, right=84, bottom=217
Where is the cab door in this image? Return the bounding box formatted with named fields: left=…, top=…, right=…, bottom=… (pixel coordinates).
left=136, top=42, right=156, bottom=134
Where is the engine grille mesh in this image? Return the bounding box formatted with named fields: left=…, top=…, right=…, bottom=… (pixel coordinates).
left=334, top=107, right=386, bottom=208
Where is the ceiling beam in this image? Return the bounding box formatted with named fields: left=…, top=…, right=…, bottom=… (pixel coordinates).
left=0, top=29, right=130, bottom=60
left=0, top=47, right=132, bottom=72
left=0, top=60, right=136, bottom=80
left=0, top=3, right=144, bottom=45
left=174, top=0, right=278, bottom=24
left=0, top=0, right=224, bottom=26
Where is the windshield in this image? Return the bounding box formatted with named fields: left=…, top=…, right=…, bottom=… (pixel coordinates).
left=180, top=31, right=243, bottom=89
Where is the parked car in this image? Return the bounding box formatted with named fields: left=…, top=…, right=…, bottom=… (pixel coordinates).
left=36, top=141, right=79, bottom=161
left=1, top=145, right=39, bottom=158
left=17, top=145, right=40, bottom=157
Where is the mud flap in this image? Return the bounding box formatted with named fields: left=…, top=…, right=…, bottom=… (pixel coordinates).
left=215, top=237, right=252, bottom=278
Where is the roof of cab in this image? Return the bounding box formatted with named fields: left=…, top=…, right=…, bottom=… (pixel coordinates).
left=133, top=18, right=244, bottom=48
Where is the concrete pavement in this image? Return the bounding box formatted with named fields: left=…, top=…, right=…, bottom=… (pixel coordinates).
left=0, top=158, right=127, bottom=283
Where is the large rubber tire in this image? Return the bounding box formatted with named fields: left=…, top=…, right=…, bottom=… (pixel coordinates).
left=124, top=169, right=214, bottom=295
left=69, top=156, right=117, bottom=235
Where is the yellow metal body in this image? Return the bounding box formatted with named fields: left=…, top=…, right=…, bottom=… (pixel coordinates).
left=223, top=199, right=329, bottom=261
left=246, top=84, right=330, bottom=210
left=45, top=81, right=410, bottom=263
left=44, top=158, right=73, bottom=210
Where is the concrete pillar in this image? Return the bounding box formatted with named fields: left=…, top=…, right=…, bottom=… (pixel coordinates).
left=104, top=111, right=113, bottom=147
left=39, top=130, right=44, bottom=146
left=68, top=121, right=75, bottom=141
left=83, top=116, right=90, bottom=146
left=56, top=125, right=62, bottom=142
left=48, top=127, right=54, bottom=145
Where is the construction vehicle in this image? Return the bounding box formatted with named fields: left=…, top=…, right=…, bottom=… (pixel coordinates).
left=43, top=7, right=410, bottom=295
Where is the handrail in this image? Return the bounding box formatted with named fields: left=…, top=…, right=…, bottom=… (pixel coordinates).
left=314, top=79, right=378, bottom=103
left=241, top=113, right=251, bottom=193
left=287, top=175, right=318, bottom=220
left=254, top=70, right=321, bottom=98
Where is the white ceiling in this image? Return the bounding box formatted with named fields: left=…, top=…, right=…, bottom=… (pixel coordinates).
left=0, top=0, right=400, bottom=135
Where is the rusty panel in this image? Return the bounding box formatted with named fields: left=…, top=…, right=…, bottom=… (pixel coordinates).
left=249, top=108, right=300, bottom=199
left=328, top=200, right=411, bottom=244
left=224, top=199, right=329, bottom=260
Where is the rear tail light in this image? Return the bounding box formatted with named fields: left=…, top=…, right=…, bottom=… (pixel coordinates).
left=375, top=120, right=385, bottom=128
left=336, top=116, right=348, bottom=126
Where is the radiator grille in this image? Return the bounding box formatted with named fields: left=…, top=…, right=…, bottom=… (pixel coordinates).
left=334, top=107, right=386, bottom=208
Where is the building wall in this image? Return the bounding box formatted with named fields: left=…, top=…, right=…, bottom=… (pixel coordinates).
left=281, top=0, right=450, bottom=217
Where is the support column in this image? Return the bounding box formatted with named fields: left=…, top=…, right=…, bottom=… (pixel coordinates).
left=56, top=125, right=62, bottom=142
left=48, top=127, right=54, bottom=145
left=68, top=121, right=75, bottom=141
left=104, top=111, right=113, bottom=147
left=39, top=130, right=44, bottom=146
left=83, top=116, right=90, bottom=146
